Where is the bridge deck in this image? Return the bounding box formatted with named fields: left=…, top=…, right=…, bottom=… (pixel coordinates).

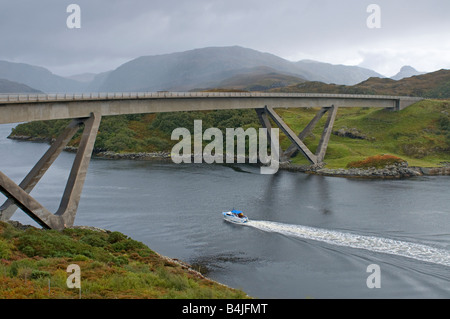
left=0, top=92, right=422, bottom=125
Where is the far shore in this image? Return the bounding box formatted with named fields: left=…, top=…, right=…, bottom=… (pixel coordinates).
left=8, top=135, right=450, bottom=179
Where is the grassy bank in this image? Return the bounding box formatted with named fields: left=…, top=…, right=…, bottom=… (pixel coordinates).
left=277, top=99, right=450, bottom=168
left=0, top=221, right=248, bottom=299
left=8, top=100, right=450, bottom=170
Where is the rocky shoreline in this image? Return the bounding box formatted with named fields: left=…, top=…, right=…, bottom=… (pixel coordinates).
left=8, top=135, right=450, bottom=178
left=83, top=148, right=172, bottom=161
left=93, top=150, right=450, bottom=178
left=280, top=162, right=450, bottom=179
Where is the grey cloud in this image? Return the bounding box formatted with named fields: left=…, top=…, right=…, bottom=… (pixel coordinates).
left=0, top=0, right=449, bottom=76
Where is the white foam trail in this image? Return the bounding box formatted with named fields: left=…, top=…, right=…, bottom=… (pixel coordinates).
left=247, top=220, right=450, bottom=267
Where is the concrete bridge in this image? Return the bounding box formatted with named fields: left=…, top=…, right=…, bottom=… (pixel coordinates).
left=0, top=92, right=422, bottom=230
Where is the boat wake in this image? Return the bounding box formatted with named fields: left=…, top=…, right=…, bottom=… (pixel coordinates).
left=246, top=220, right=450, bottom=267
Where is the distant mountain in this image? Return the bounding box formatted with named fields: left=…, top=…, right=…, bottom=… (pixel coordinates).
left=98, top=46, right=310, bottom=92
left=295, top=60, right=385, bottom=85
left=391, top=66, right=425, bottom=80
left=3, top=47, right=438, bottom=94
left=0, top=61, right=86, bottom=93
left=0, top=78, right=42, bottom=93
left=66, top=72, right=97, bottom=83
left=97, top=46, right=386, bottom=92
left=209, top=66, right=307, bottom=91
left=85, top=70, right=113, bottom=92
left=269, top=69, right=450, bottom=98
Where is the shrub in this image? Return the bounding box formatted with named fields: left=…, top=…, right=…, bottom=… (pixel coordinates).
left=9, top=259, right=38, bottom=277
left=347, top=154, right=406, bottom=169
left=144, top=136, right=170, bottom=150
left=17, top=229, right=78, bottom=258
left=80, top=234, right=108, bottom=248
left=30, top=270, right=50, bottom=279
left=20, top=245, right=35, bottom=257
left=438, top=116, right=449, bottom=132
left=0, top=238, right=13, bottom=259
left=17, top=228, right=114, bottom=262
left=109, top=238, right=148, bottom=253
left=112, top=255, right=129, bottom=266
left=72, top=254, right=90, bottom=262
left=107, top=231, right=127, bottom=244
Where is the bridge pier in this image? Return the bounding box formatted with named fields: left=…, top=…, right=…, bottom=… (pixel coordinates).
left=315, top=105, right=338, bottom=163
left=255, top=108, right=284, bottom=162
left=0, top=112, right=101, bottom=230
left=256, top=105, right=338, bottom=165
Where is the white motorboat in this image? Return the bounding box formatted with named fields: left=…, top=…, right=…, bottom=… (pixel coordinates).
left=223, top=209, right=249, bottom=224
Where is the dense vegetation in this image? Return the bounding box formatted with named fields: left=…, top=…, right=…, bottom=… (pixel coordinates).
left=10, top=110, right=262, bottom=154
left=9, top=99, right=450, bottom=169
left=0, top=221, right=248, bottom=299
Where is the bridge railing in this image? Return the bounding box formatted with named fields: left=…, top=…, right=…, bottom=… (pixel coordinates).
left=0, top=91, right=419, bottom=104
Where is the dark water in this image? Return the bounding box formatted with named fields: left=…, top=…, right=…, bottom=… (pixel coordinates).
left=1, top=123, right=449, bottom=299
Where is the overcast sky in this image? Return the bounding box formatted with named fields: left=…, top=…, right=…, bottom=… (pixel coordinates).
left=1, top=0, right=449, bottom=77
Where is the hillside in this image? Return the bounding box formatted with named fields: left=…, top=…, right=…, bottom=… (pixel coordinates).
left=269, top=69, right=450, bottom=98
left=276, top=99, right=450, bottom=168
left=0, top=79, right=42, bottom=93
left=0, top=61, right=85, bottom=93
left=0, top=221, right=248, bottom=299
left=209, top=66, right=307, bottom=91
left=356, top=69, right=450, bottom=98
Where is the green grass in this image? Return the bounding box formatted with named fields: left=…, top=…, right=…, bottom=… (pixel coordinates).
left=0, top=222, right=249, bottom=299
left=279, top=99, right=450, bottom=168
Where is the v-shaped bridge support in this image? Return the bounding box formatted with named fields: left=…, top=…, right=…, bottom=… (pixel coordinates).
left=0, top=112, right=101, bottom=230
left=256, top=105, right=338, bottom=165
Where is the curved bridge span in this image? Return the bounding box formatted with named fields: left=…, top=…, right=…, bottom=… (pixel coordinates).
left=0, top=92, right=420, bottom=124
left=0, top=92, right=422, bottom=230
